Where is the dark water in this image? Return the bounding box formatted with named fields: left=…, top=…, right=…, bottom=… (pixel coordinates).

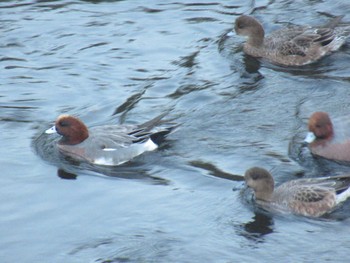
left=2, top=0, right=350, bottom=262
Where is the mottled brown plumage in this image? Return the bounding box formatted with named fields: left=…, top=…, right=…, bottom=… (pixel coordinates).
left=233, top=15, right=350, bottom=66
left=244, top=167, right=350, bottom=217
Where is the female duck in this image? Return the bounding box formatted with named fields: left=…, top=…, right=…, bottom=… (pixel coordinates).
left=244, top=167, right=350, bottom=217
left=304, top=111, right=350, bottom=163
left=45, top=114, right=177, bottom=166
left=233, top=15, right=350, bottom=66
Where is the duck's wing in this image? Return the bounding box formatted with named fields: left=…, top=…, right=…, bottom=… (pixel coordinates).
left=276, top=29, right=333, bottom=56
left=271, top=176, right=350, bottom=216
left=265, top=26, right=310, bottom=56
left=88, top=125, right=142, bottom=149
left=287, top=175, right=350, bottom=193
left=291, top=184, right=333, bottom=203
left=267, top=26, right=306, bottom=44
left=135, top=113, right=179, bottom=145
left=288, top=185, right=336, bottom=217
left=274, top=180, right=330, bottom=203
left=278, top=41, right=307, bottom=56
left=270, top=181, right=334, bottom=217
left=88, top=113, right=178, bottom=150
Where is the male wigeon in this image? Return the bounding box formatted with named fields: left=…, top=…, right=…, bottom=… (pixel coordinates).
left=304, top=111, right=350, bottom=163
left=45, top=113, right=177, bottom=166
left=244, top=167, right=350, bottom=217
left=233, top=15, right=350, bottom=66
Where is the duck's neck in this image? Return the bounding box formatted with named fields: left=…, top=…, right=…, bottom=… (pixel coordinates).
left=254, top=186, right=273, bottom=202
left=254, top=180, right=274, bottom=202
left=248, top=24, right=265, bottom=47
left=61, top=130, right=89, bottom=145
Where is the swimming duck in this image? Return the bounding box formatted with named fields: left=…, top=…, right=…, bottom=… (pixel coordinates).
left=233, top=15, right=350, bottom=66
left=244, top=167, right=350, bottom=217
left=45, top=113, right=177, bottom=166
left=304, top=111, right=350, bottom=163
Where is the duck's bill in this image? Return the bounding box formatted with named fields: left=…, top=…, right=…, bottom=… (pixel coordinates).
left=45, top=126, right=57, bottom=134
left=304, top=132, right=316, bottom=143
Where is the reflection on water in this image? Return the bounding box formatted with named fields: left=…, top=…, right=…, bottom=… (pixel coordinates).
left=239, top=212, right=274, bottom=243
left=189, top=160, right=244, bottom=181
left=57, top=168, right=77, bottom=180
left=68, top=230, right=183, bottom=263
left=236, top=187, right=274, bottom=244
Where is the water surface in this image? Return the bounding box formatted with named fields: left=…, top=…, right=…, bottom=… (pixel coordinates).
left=2, top=0, right=350, bottom=262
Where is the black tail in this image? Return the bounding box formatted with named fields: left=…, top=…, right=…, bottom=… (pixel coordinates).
left=131, top=112, right=179, bottom=145
left=150, top=126, right=178, bottom=145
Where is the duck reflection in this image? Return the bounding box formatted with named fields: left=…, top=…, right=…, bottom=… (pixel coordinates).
left=55, top=164, right=170, bottom=185
left=238, top=186, right=274, bottom=242
left=242, top=54, right=261, bottom=74
left=235, top=54, right=264, bottom=95
left=189, top=160, right=244, bottom=181
left=57, top=169, right=77, bottom=180
left=241, top=211, right=274, bottom=242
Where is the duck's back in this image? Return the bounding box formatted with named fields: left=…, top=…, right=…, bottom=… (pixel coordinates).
left=265, top=25, right=307, bottom=50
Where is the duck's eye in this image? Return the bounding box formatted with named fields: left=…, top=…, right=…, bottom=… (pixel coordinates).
left=59, top=120, right=69, bottom=127
left=236, top=22, right=244, bottom=29
left=251, top=173, right=260, bottom=180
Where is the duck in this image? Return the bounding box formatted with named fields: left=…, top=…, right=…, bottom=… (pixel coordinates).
left=45, top=113, right=177, bottom=166
left=232, top=15, right=350, bottom=66
left=244, top=167, right=350, bottom=217
left=304, top=111, right=350, bottom=163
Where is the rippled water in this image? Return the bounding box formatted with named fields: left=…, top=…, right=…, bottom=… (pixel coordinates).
left=2, top=0, right=350, bottom=262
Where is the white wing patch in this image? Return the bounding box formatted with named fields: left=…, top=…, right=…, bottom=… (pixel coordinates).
left=103, top=148, right=117, bottom=151
left=93, top=157, right=117, bottom=166
left=144, top=138, right=158, bottom=151
left=336, top=187, right=350, bottom=204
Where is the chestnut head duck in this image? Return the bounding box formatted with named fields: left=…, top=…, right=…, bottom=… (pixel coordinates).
left=232, top=15, right=350, bottom=66
left=305, top=111, right=350, bottom=163
left=45, top=114, right=177, bottom=166
left=244, top=167, right=350, bottom=217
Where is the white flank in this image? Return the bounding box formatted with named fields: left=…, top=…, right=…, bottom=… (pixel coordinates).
left=336, top=186, right=350, bottom=204
left=93, top=138, right=158, bottom=166
left=45, top=126, right=57, bottom=134
left=304, top=132, right=316, bottom=143
left=144, top=138, right=158, bottom=151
